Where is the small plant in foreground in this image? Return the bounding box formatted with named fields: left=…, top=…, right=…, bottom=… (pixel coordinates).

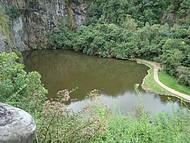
left=35, top=89, right=109, bottom=143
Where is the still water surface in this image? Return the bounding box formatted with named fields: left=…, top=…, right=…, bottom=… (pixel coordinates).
left=24, top=50, right=186, bottom=115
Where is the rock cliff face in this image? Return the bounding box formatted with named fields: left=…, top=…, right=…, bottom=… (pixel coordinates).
left=0, top=4, right=11, bottom=52
left=0, top=0, right=86, bottom=51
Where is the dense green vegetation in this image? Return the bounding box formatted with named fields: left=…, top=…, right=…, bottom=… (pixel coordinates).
left=1, top=0, right=190, bottom=142
left=1, top=52, right=190, bottom=143
left=0, top=52, right=47, bottom=114
left=0, top=52, right=106, bottom=142
left=94, top=111, right=190, bottom=143
left=47, top=0, right=190, bottom=88
left=85, top=0, right=190, bottom=26
left=48, top=22, right=190, bottom=87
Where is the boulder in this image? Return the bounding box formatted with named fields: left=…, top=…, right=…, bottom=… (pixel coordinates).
left=0, top=103, right=36, bottom=143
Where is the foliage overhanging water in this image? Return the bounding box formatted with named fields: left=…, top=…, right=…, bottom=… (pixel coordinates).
left=24, top=50, right=187, bottom=115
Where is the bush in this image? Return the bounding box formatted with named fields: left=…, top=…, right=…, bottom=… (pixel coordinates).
left=159, top=38, right=189, bottom=77
left=48, top=24, right=74, bottom=49
left=1, top=52, right=190, bottom=143
left=85, top=0, right=168, bottom=26
left=35, top=91, right=109, bottom=143
left=48, top=21, right=189, bottom=86
left=0, top=52, right=47, bottom=114
left=86, top=0, right=190, bottom=26
left=0, top=52, right=109, bottom=143
left=176, top=66, right=190, bottom=86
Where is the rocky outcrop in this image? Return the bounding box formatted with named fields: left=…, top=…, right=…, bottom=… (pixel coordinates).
left=0, top=4, right=11, bottom=52
left=0, top=32, right=7, bottom=52
left=12, top=16, right=26, bottom=51
left=0, top=0, right=86, bottom=51
left=0, top=103, right=36, bottom=143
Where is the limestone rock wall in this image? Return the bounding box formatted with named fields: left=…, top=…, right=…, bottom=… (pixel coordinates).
left=0, top=0, right=86, bottom=51
left=0, top=4, right=12, bottom=52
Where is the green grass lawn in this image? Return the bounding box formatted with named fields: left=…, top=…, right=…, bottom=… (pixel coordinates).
left=137, top=59, right=172, bottom=96
left=142, top=65, right=171, bottom=95
left=159, top=71, right=190, bottom=96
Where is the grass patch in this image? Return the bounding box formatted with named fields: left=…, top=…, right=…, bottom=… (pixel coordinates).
left=159, top=71, right=190, bottom=96
left=142, top=65, right=171, bottom=95
left=137, top=59, right=172, bottom=96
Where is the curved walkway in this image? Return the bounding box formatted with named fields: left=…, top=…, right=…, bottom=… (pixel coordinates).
left=137, top=59, right=190, bottom=102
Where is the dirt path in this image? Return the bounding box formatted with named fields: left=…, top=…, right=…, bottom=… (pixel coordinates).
left=137, top=59, right=190, bottom=102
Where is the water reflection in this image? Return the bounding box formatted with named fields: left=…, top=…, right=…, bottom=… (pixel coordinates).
left=24, top=50, right=187, bottom=115
left=68, top=91, right=185, bottom=115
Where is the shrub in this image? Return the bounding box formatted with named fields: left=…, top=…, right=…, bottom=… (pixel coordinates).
left=176, top=66, right=190, bottom=86
left=0, top=52, right=109, bottom=143
left=48, top=22, right=189, bottom=86
left=1, top=52, right=190, bottom=143
left=35, top=90, right=109, bottom=143
left=159, top=38, right=189, bottom=76
left=48, top=24, right=74, bottom=49
left=85, top=0, right=168, bottom=26
left=0, top=52, right=47, bottom=113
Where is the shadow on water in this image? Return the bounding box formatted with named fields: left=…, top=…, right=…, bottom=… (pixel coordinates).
left=23, top=50, right=189, bottom=115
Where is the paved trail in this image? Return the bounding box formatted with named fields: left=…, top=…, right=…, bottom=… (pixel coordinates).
left=137, top=59, right=190, bottom=102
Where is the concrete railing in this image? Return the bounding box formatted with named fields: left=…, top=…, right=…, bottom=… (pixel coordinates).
left=0, top=103, right=36, bottom=143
